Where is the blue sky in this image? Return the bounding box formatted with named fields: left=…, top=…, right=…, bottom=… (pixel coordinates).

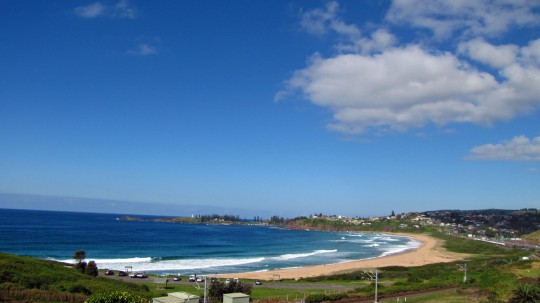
left=1, top=0, right=539, bottom=217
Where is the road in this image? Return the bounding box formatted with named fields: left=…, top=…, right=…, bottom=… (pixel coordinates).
left=101, top=273, right=356, bottom=291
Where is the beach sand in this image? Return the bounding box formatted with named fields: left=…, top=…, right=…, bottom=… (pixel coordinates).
left=223, top=233, right=468, bottom=280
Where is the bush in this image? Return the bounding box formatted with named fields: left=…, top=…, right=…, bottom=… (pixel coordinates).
left=86, top=291, right=151, bottom=303
left=69, top=284, right=92, bottom=295
left=304, top=293, right=347, bottom=303
left=75, top=261, right=88, bottom=274
left=508, top=283, right=540, bottom=303
left=85, top=261, right=99, bottom=277
left=305, top=294, right=327, bottom=303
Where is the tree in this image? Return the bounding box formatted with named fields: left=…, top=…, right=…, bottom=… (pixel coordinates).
left=75, top=261, right=87, bottom=273
left=509, top=283, right=540, bottom=303
left=209, top=280, right=252, bottom=302
left=85, top=260, right=99, bottom=277
left=73, top=250, right=86, bottom=263
left=73, top=250, right=87, bottom=273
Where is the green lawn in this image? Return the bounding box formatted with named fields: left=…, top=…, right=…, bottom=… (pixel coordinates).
left=378, top=289, right=485, bottom=303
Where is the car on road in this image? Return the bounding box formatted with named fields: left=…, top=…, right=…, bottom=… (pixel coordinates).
left=130, top=272, right=147, bottom=278
left=255, top=279, right=262, bottom=285
left=104, top=269, right=115, bottom=275
left=196, top=276, right=205, bottom=282
left=189, top=275, right=196, bottom=282
left=118, top=271, right=127, bottom=276
left=173, top=275, right=182, bottom=281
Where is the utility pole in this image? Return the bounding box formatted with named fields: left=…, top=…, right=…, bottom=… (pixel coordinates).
left=457, top=262, right=468, bottom=283
left=374, top=269, right=378, bottom=303
left=204, top=275, right=208, bottom=303
left=364, top=269, right=379, bottom=303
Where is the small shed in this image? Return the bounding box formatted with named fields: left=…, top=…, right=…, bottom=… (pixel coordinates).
left=223, top=293, right=249, bottom=303
left=153, top=292, right=199, bottom=303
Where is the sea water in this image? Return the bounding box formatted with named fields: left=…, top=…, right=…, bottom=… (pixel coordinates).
left=0, top=208, right=420, bottom=274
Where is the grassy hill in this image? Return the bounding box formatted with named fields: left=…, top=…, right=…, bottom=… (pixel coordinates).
left=523, top=230, right=540, bottom=244
left=0, top=252, right=150, bottom=302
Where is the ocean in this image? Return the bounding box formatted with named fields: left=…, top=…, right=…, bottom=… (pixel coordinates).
left=0, top=208, right=420, bottom=275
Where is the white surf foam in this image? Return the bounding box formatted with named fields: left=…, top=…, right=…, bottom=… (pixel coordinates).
left=379, top=239, right=422, bottom=257
left=271, top=249, right=337, bottom=261
left=60, top=256, right=265, bottom=272
left=57, top=257, right=152, bottom=265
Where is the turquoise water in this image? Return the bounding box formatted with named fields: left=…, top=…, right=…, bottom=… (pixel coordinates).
left=0, top=208, right=420, bottom=274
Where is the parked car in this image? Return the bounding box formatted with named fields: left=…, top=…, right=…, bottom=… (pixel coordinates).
left=196, top=276, right=205, bottom=282
left=188, top=275, right=196, bottom=282
left=255, top=279, right=262, bottom=285
left=118, top=271, right=127, bottom=276
left=225, top=278, right=230, bottom=284
left=173, top=275, right=182, bottom=281
left=104, top=269, right=115, bottom=275
left=130, top=272, right=147, bottom=278
left=210, top=277, right=219, bottom=283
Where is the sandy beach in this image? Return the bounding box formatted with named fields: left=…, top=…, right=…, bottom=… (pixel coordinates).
left=224, top=233, right=468, bottom=280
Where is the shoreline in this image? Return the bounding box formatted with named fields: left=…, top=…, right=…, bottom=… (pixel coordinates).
left=221, top=233, right=468, bottom=280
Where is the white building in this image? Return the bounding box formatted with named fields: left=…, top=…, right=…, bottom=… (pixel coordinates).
left=153, top=292, right=199, bottom=303
left=223, top=293, right=249, bottom=303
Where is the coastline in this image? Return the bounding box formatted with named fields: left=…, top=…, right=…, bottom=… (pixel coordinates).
left=222, top=233, right=468, bottom=280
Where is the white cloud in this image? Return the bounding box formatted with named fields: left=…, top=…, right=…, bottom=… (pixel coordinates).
left=113, top=0, right=136, bottom=19
left=278, top=2, right=540, bottom=134
left=300, top=1, right=360, bottom=38
left=300, top=2, right=395, bottom=55
left=386, top=0, right=540, bottom=39
left=128, top=43, right=157, bottom=56
left=278, top=46, right=512, bottom=133
left=74, top=0, right=136, bottom=19
left=469, top=135, right=540, bottom=161
left=74, top=2, right=107, bottom=18
left=458, top=39, right=518, bottom=69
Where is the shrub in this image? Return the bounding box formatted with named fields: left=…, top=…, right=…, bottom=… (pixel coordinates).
left=508, top=283, right=540, bottom=303
left=85, top=261, right=99, bottom=277
left=86, top=291, right=151, bottom=303
left=304, top=293, right=348, bottom=303
left=70, top=284, right=92, bottom=295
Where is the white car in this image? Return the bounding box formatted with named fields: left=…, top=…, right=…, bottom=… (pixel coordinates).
left=196, top=276, right=205, bottom=282
left=189, top=275, right=196, bottom=282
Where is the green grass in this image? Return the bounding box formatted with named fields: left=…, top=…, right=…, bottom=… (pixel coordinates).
left=251, top=287, right=333, bottom=300
left=377, top=289, right=480, bottom=302
left=0, top=252, right=151, bottom=302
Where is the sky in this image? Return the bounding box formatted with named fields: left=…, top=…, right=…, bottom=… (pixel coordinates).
left=1, top=0, right=539, bottom=218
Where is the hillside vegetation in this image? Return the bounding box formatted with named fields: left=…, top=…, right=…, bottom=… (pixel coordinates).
left=0, top=252, right=150, bottom=302
left=523, top=230, right=540, bottom=244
